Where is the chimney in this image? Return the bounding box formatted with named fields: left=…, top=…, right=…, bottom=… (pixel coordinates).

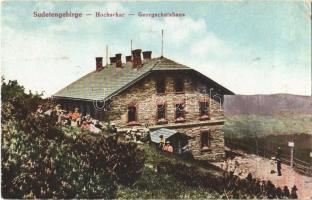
left=126, top=55, right=132, bottom=62
left=110, top=56, right=116, bottom=65
left=142, top=51, right=152, bottom=60
left=115, top=53, right=122, bottom=68
left=132, top=49, right=142, bottom=69
left=96, top=57, right=103, bottom=71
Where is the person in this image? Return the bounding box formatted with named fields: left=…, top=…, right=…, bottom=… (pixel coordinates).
left=283, top=186, right=291, bottom=198
left=94, top=120, right=102, bottom=129
left=36, top=105, right=44, bottom=116
left=181, top=145, right=193, bottom=159
left=85, top=114, right=92, bottom=124
left=89, top=119, right=101, bottom=133
left=44, top=105, right=54, bottom=116
left=159, top=135, right=165, bottom=149
left=80, top=120, right=90, bottom=131
left=276, top=147, right=282, bottom=176
left=89, top=123, right=101, bottom=134
left=55, top=104, right=63, bottom=115
left=71, top=107, right=81, bottom=127
left=109, top=122, right=117, bottom=134
left=163, top=141, right=173, bottom=153
left=65, top=111, right=72, bottom=125
left=290, top=185, right=298, bottom=199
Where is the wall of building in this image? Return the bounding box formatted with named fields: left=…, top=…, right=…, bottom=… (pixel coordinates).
left=106, top=71, right=226, bottom=160
left=55, top=71, right=226, bottom=160
left=107, top=71, right=224, bottom=126
left=173, top=123, right=225, bottom=161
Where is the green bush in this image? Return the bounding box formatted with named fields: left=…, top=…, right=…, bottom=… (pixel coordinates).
left=156, top=161, right=295, bottom=199
left=1, top=78, right=145, bottom=198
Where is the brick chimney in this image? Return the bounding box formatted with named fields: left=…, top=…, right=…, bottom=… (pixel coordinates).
left=126, top=55, right=132, bottom=62
left=115, top=53, right=122, bottom=68
left=142, top=51, right=152, bottom=60
left=132, top=49, right=142, bottom=69
left=110, top=56, right=116, bottom=65
left=96, top=57, right=103, bottom=71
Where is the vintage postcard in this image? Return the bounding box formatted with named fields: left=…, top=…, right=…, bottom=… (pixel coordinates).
left=1, top=0, right=312, bottom=199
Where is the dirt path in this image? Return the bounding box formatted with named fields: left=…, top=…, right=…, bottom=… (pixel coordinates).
left=214, top=149, right=312, bottom=199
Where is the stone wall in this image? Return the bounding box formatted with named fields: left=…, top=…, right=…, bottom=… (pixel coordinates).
left=107, top=71, right=224, bottom=126
left=172, top=123, right=225, bottom=161
left=105, top=71, right=226, bottom=161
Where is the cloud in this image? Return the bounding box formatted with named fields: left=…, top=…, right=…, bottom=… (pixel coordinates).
left=190, top=33, right=232, bottom=59
left=1, top=2, right=310, bottom=97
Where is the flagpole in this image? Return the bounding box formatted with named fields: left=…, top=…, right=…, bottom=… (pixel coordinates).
left=161, top=29, right=164, bottom=57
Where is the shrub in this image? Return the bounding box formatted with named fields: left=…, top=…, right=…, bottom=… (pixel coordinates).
left=2, top=114, right=117, bottom=199
left=156, top=161, right=296, bottom=199
left=1, top=78, right=145, bottom=198
left=103, top=136, right=146, bottom=186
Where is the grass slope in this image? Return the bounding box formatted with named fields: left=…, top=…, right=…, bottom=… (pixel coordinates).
left=117, top=145, right=221, bottom=199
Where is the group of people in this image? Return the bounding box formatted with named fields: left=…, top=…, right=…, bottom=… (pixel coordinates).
left=159, top=135, right=173, bottom=153
left=36, top=104, right=102, bottom=133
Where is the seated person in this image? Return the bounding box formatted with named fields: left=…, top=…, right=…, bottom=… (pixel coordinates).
left=80, top=120, right=90, bottom=130
left=71, top=108, right=81, bottom=126
left=93, top=120, right=102, bottom=129
left=163, top=141, right=173, bottom=153
left=89, top=122, right=101, bottom=134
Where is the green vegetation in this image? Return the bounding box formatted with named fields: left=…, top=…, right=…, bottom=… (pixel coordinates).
left=224, top=115, right=312, bottom=138
left=2, top=78, right=297, bottom=199
left=118, top=145, right=296, bottom=199
left=1, top=78, right=145, bottom=198
left=116, top=145, right=221, bottom=199
left=223, top=114, right=312, bottom=167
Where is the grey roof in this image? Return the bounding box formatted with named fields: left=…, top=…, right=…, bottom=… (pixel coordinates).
left=53, top=56, right=233, bottom=101
left=150, top=128, right=178, bottom=143
left=53, top=57, right=191, bottom=101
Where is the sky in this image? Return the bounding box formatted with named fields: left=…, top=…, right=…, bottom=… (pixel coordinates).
left=1, top=1, right=311, bottom=97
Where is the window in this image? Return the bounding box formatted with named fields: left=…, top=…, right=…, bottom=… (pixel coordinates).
left=199, top=100, right=210, bottom=119
left=156, top=104, right=167, bottom=124
left=201, top=132, right=211, bottom=150
left=175, top=103, right=185, bottom=122
left=174, top=79, right=184, bottom=93
left=128, top=106, right=137, bottom=123
left=156, top=79, right=166, bottom=94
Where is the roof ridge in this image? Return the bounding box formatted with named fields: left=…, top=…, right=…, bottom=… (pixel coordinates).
left=53, top=56, right=234, bottom=101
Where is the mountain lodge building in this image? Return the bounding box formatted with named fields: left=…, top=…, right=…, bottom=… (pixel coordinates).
left=53, top=49, right=234, bottom=161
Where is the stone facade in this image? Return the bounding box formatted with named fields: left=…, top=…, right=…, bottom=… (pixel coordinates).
left=106, top=71, right=226, bottom=161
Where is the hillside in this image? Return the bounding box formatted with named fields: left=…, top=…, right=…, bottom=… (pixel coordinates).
left=223, top=114, right=312, bottom=137
left=224, top=94, right=312, bottom=116
left=117, top=144, right=294, bottom=199
left=117, top=145, right=221, bottom=199
left=2, top=79, right=298, bottom=199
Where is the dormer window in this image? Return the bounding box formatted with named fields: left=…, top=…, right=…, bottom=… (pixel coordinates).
left=174, top=79, right=184, bottom=93
left=156, top=79, right=166, bottom=94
